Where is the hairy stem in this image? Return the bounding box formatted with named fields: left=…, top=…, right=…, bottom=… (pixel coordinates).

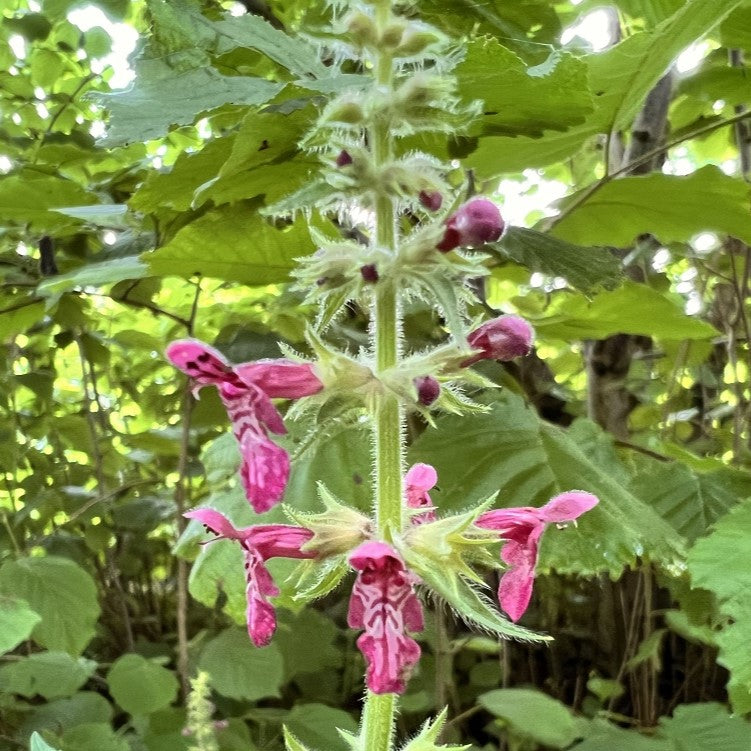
left=363, top=3, right=401, bottom=749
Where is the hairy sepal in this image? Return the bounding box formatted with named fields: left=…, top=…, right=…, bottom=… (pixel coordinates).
left=400, top=708, right=471, bottom=751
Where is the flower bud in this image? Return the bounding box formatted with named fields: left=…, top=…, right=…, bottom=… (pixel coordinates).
left=336, top=149, right=353, bottom=167
left=395, top=29, right=444, bottom=57
left=346, top=10, right=378, bottom=47
left=414, top=375, right=440, bottom=406
left=463, top=315, right=534, bottom=366
left=437, top=197, right=505, bottom=252
left=325, top=99, right=364, bottom=125
left=418, top=190, right=442, bottom=211
left=360, top=263, right=379, bottom=283
left=380, top=20, right=407, bottom=48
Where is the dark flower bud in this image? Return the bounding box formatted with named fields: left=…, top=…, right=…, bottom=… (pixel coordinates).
left=336, top=149, right=353, bottom=167
left=418, top=190, right=442, bottom=211
left=463, top=315, right=534, bottom=366
left=414, top=375, right=440, bottom=406
left=437, top=197, right=505, bottom=252
left=360, top=264, right=379, bottom=283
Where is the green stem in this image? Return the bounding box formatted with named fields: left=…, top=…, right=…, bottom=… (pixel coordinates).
left=363, top=3, right=402, bottom=750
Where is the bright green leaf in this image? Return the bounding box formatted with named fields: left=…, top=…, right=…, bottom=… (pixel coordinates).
left=657, top=702, right=751, bottom=750
left=0, top=651, right=96, bottom=699
left=0, top=595, right=41, bottom=656
left=283, top=704, right=358, bottom=751
left=533, top=281, right=717, bottom=341
left=480, top=688, right=578, bottom=749
left=199, top=627, right=284, bottom=701
left=107, top=654, right=179, bottom=715
left=144, top=205, right=314, bottom=284
left=30, top=732, right=61, bottom=751
left=0, top=556, right=100, bottom=655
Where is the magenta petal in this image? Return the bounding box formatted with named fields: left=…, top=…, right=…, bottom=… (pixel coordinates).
left=244, top=547, right=280, bottom=647
left=347, top=541, right=424, bottom=695
left=405, top=463, right=437, bottom=494
left=239, top=431, right=290, bottom=513
left=247, top=525, right=315, bottom=559
left=540, top=491, right=599, bottom=523
left=184, top=508, right=246, bottom=540
left=235, top=360, right=323, bottom=399
left=498, top=558, right=536, bottom=623
left=166, top=339, right=236, bottom=385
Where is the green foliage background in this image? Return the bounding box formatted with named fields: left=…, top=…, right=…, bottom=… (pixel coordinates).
left=2, top=0, right=751, bottom=749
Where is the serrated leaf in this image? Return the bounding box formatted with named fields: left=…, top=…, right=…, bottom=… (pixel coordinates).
left=596, top=0, right=745, bottom=131
left=552, top=167, right=751, bottom=248
left=414, top=564, right=548, bottom=643
left=410, top=391, right=685, bottom=576
left=283, top=704, right=358, bottom=751
left=456, top=40, right=593, bottom=137
left=0, top=651, right=96, bottom=699
left=97, top=63, right=284, bottom=146
left=493, top=227, right=622, bottom=293
left=657, top=702, right=751, bottom=750
left=213, top=15, right=327, bottom=79
left=0, top=595, right=41, bottom=656
left=687, top=499, right=751, bottom=712
left=631, top=463, right=751, bottom=542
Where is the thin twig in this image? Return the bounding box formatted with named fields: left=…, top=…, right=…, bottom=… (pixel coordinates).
left=546, top=110, right=751, bottom=232
left=175, top=279, right=201, bottom=699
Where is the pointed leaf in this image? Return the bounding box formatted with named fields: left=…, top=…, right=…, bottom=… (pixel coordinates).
left=492, top=227, right=622, bottom=293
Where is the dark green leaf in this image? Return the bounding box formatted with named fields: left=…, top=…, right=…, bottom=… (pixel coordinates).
left=493, top=227, right=622, bottom=292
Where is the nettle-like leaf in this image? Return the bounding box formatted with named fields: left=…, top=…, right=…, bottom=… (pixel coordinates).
left=144, top=205, right=315, bottom=285
left=199, top=627, right=285, bottom=702
left=97, top=63, right=284, bottom=146
left=456, top=40, right=593, bottom=137
left=631, top=462, right=751, bottom=542
left=410, top=391, right=685, bottom=577
left=687, top=499, right=751, bottom=712
left=657, top=702, right=751, bottom=750
left=491, top=227, right=622, bottom=293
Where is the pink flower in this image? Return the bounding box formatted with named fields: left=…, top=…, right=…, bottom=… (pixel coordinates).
left=476, top=491, right=599, bottom=622
left=436, top=197, right=505, bottom=252
left=185, top=508, right=315, bottom=646
left=405, top=463, right=437, bottom=524
left=347, top=541, right=424, bottom=694
left=463, top=315, right=534, bottom=366
left=167, top=340, right=323, bottom=513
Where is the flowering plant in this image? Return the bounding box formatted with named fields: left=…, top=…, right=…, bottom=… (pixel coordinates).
left=169, top=2, right=599, bottom=749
